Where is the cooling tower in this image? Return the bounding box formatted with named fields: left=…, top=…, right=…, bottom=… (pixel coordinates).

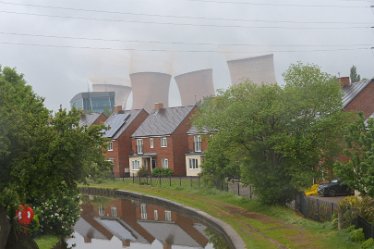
left=90, top=80, right=132, bottom=109
left=175, top=69, right=215, bottom=105
left=130, top=72, right=171, bottom=112
left=227, top=54, right=276, bottom=85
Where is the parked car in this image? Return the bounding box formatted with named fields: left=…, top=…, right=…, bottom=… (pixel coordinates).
left=317, top=179, right=354, bottom=197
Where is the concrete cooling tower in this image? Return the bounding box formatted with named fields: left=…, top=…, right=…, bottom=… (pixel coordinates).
left=130, top=72, right=171, bottom=112
left=227, top=54, right=276, bottom=85
left=91, top=82, right=132, bottom=109
left=175, top=69, right=215, bottom=105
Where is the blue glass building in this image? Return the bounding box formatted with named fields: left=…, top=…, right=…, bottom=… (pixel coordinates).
left=70, top=92, right=115, bottom=113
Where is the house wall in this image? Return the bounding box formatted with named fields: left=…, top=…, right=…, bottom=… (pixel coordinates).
left=344, top=81, right=374, bottom=118
left=187, top=134, right=209, bottom=152
left=105, top=110, right=148, bottom=177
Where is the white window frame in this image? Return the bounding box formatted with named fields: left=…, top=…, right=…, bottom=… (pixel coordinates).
left=132, top=160, right=140, bottom=170
left=153, top=210, right=158, bottom=221
left=111, top=207, right=117, bottom=217
left=189, top=158, right=199, bottom=169
left=108, top=141, right=113, bottom=151
left=136, top=139, right=143, bottom=154
left=141, top=203, right=147, bottom=220
left=150, top=138, right=154, bottom=148
left=98, top=206, right=105, bottom=217
left=160, top=137, right=167, bottom=147
left=164, top=210, right=172, bottom=222
left=194, top=135, right=202, bottom=152
left=162, top=158, right=169, bottom=169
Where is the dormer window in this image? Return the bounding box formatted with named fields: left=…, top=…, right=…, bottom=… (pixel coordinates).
left=161, top=137, right=167, bottom=147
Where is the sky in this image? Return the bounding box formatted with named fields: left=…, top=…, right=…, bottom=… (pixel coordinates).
left=1, top=0, right=374, bottom=111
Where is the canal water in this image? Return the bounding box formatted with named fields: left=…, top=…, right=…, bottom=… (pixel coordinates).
left=66, top=195, right=231, bottom=249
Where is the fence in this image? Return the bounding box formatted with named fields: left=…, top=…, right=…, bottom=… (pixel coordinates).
left=227, top=179, right=255, bottom=199
left=294, top=193, right=338, bottom=222
left=124, top=176, right=203, bottom=188
left=355, top=215, right=374, bottom=239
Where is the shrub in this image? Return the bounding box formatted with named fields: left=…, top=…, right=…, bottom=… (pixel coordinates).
left=359, top=197, right=374, bottom=223
left=339, top=196, right=361, bottom=229
left=349, top=228, right=365, bottom=242
left=362, top=238, right=374, bottom=249
left=137, top=167, right=150, bottom=177
left=152, top=168, right=173, bottom=177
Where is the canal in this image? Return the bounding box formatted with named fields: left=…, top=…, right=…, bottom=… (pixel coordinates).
left=66, top=194, right=231, bottom=249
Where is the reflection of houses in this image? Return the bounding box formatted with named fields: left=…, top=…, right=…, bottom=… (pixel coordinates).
left=342, top=77, right=374, bottom=118
left=129, top=104, right=196, bottom=176
left=104, top=109, right=148, bottom=177
left=185, top=126, right=209, bottom=177
left=75, top=197, right=208, bottom=248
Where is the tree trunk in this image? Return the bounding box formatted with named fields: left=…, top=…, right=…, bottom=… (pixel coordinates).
left=0, top=206, right=10, bottom=249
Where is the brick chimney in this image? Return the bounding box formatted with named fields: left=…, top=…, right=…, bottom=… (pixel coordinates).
left=113, top=105, right=123, bottom=113
left=154, top=103, right=164, bottom=111
left=338, top=77, right=350, bottom=88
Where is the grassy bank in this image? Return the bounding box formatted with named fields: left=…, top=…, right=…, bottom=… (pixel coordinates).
left=87, top=178, right=362, bottom=249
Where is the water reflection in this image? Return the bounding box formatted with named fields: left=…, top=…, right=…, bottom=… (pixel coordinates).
left=66, top=195, right=230, bottom=249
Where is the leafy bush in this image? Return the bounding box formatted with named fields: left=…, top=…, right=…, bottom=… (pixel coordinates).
left=152, top=168, right=173, bottom=177
left=349, top=228, right=365, bottom=242
left=137, top=167, right=150, bottom=177
left=362, top=238, right=374, bottom=249
left=339, top=196, right=361, bottom=229
left=359, top=197, right=374, bottom=223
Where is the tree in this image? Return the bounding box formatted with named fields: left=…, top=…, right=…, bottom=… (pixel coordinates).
left=350, top=65, right=361, bottom=83
left=194, top=63, right=351, bottom=204
left=335, top=113, right=374, bottom=197
left=0, top=67, right=111, bottom=239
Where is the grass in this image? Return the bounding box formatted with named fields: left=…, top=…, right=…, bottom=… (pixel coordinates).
left=35, top=235, right=59, bottom=249
left=86, top=178, right=363, bottom=249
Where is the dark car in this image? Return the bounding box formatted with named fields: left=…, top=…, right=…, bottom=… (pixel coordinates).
left=317, top=179, right=354, bottom=197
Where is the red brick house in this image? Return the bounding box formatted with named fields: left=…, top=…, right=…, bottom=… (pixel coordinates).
left=185, top=126, right=209, bottom=176
left=129, top=104, right=196, bottom=176
left=342, top=77, right=374, bottom=118
left=103, top=109, right=148, bottom=177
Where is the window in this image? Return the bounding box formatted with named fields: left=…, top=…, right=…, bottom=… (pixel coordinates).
left=132, top=160, right=140, bottom=170
left=189, top=158, right=199, bottom=169
left=160, top=137, right=167, bottom=147
left=150, top=138, right=154, bottom=148
left=194, top=135, right=202, bottom=152
left=136, top=139, right=143, bottom=154
left=164, top=210, right=172, bottom=222
left=108, top=142, right=113, bottom=151
left=111, top=207, right=117, bottom=217
left=162, top=158, right=168, bottom=169
left=141, top=203, right=147, bottom=220
left=98, top=206, right=105, bottom=217
left=154, top=210, right=158, bottom=221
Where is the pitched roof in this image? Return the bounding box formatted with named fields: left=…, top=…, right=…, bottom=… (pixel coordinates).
left=104, top=109, right=145, bottom=139
left=132, top=105, right=195, bottom=137
left=342, top=79, right=372, bottom=108
left=79, top=113, right=103, bottom=127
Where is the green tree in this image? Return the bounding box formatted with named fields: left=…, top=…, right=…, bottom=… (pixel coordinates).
left=350, top=65, right=361, bottom=83
left=0, top=67, right=111, bottom=237
left=195, top=63, right=351, bottom=204
left=335, top=113, right=374, bottom=197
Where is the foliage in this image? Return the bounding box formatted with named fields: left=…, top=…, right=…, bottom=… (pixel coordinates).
left=359, top=197, right=374, bottom=222
left=349, top=227, right=365, bottom=242
left=194, top=62, right=350, bottom=204
left=152, top=168, right=173, bottom=177
left=350, top=65, right=361, bottom=83
left=361, top=238, right=374, bottom=249
left=335, top=113, right=374, bottom=198
left=305, top=184, right=319, bottom=196
left=0, top=67, right=111, bottom=239
left=339, top=196, right=361, bottom=229
left=137, top=167, right=150, bottom=177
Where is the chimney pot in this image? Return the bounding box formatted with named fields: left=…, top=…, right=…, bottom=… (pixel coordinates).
left=154, top=103, right=164, bottom=111
left=338, top=77, right=350, bottom=88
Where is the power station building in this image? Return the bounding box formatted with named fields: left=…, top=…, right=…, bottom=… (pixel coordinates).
left=91, top=83, right=131, bottom=110
left=175, top=69, right=215, bottom=105
left=130, top=72, right=171, bottom=112
left=70, top=92, right=115, bottom=113
left=227, top=54, right=276, bottom=85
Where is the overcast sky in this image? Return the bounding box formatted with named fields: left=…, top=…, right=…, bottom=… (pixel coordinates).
left=1, top=0, right=374, bottom=111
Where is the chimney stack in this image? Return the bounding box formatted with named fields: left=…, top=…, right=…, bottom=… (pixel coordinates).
left=338, top=77, right=351, bottom=88
left=113, top=105, right=122, bottom=113
left=154, top=103, right=164, bottom=111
